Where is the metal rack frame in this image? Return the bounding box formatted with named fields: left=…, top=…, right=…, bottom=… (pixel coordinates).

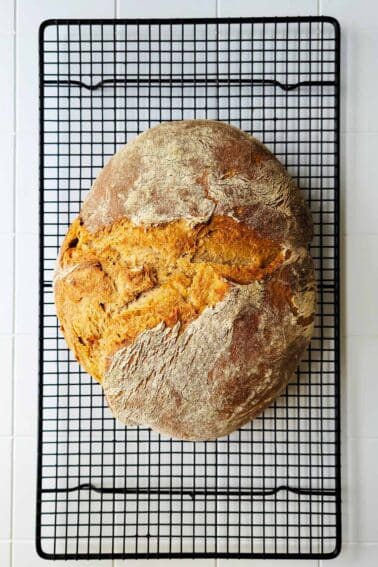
left=37, top=16, right=341, bottom=560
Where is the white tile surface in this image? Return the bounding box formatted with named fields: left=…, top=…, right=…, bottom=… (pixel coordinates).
left=13, top=436, right=36, bottom=539
left=344, top=234, right=378, bottom=336
left=0, top=132, right=14, bottom=234
left=218, top=0, right=317, bottom=16
left=0, top=336, right=13, bottom=436
left=15, top=132, right=38, bottom=234
left=117, top=0, right=216, bottom=17
left=0, top=542, right=11, bottom=567
left=0, top=437, right=12, bottom=539
left=15, top=50, right=37, bottom=135
left=0, top=0, right=13, bottom=34
left=345, top=336, right=378, bottom=438
left=343, top=438, right=378, bottom=543
left=16, top=0, right=114, bottom=136
left=0, top=34, right=14, bottom=135
left=17, top=0, right=113, bottom=31
left=14, top=333, right=38, bottom=436
left=321, top=0, right=378, bottom=33
left=15, top=232, right=38, bottom=335
left=321, top=0, right=378, bottom=132
left=219, top=561, right=318, bottom=566
left=0, top=234, right=14, bottom=334
left=320, top=543, right=378, bottom=566
left=342, top=133, right=378, bottom=234
left=14, top=540, right=113, bottom=566
left=115, top=561, right=216, bottom=567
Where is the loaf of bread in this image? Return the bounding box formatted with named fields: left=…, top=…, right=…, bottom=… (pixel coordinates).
left=54, top=120, right=316, bottom=441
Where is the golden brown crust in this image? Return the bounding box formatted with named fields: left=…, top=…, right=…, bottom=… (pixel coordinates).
left=54, top=214, right=284, bottom=383
left=103, top=248, right=315, bottom=440
left=54, top=119, right=316, bottom=440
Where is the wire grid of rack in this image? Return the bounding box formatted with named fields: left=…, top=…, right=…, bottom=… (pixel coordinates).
left=37, top=17, right=341, bottom=560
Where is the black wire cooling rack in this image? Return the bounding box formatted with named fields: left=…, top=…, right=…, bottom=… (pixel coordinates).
left=37, top=17, right=341, bottom=560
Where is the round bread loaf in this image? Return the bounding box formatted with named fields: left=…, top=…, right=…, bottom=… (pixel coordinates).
left=54, top=119, right=316, bottom=441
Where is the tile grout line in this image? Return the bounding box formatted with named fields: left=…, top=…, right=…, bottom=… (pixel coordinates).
left=341, top=130, right=378, bottom=133
left=10, top=0, right=17, bottom=564
left=342, top=233, right=378, bottom=236
left=343, top=334, right=378, bottom=339
left=342, top=334, right=378, bottom=339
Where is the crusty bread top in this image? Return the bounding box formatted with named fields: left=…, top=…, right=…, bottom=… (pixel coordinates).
left=54, top=119, right=316, bottom=440
left=103, top=247, right=315, bottom=440
left=54, top=213, right=284, bottom=383
left=81, top=120, right=313, bottom=246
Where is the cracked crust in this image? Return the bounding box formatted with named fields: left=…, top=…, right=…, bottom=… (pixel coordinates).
left=54, top=213, right=284, bottom=382
left=54, top=119, right=316, bottom=440
left=81, top=120, right=313, bottom=245
left=104, top=248, right=315, bottom=440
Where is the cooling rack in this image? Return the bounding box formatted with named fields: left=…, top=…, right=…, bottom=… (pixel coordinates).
left=37, top=17, right=341, bottom=560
